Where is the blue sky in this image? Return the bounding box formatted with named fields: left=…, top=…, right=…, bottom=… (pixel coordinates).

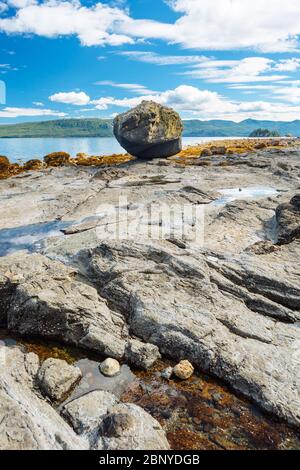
left=0, top=0, right=300, bottom=123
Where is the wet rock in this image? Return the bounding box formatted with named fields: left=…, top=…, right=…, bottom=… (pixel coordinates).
left=113, top=100, right=183, bottom=159
left=173, top=360, right=194, bottom=380
left=276, top=194, right=300, bottom=244
left=97, top=403, right=170, bottom=450
left=86, top=239, right=300, bottom=427
left=125, top=339, right=161, bottom=370
left=62, top=390, right=117, bottom=435
left=101, top=411, right=135, bottom=437
left=100, top=358, right=120, bottom=377
left=37, top=358, right=82, bottom=401
left=0, top=344, right=87, bottom=450
left=0, top=252, right=128, bottom=359
left=44, top=152, right=71, bottom=167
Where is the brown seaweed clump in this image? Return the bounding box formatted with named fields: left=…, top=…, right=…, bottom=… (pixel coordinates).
left=44, top=152, right=71, bottom=167
left=23, top=159, right=45, bottom=171
left=0, top=156, right=23, bottom=179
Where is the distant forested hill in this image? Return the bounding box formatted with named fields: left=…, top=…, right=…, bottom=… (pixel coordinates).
left=183, top=119, right=300, bottom=137
left=0, top=118, right=299, bottom=138
left=0, top=119, right=114, bottom=138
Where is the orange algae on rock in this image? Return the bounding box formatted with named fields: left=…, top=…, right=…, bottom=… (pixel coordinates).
left=44, top=152, right=71, bottom=167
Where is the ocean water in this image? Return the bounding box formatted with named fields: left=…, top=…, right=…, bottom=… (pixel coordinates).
left=0, top=136, right=236, bottom=162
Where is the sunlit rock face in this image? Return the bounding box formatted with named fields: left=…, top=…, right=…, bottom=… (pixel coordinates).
left=113, top=100, right=183, bottom=159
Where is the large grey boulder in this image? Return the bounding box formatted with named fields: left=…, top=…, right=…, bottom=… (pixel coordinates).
left=113, top=100, right=183, bottom=159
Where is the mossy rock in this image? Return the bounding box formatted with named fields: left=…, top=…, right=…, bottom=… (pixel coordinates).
left=44, top=152, right=71, bottom=167
left=0, top=155, right=10, bottom=170
left=23, top=159, right=45, bottom=171
left=113, top=100, right=183, bottom=159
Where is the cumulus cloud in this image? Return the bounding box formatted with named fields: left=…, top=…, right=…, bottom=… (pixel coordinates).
left=0, top=1, right=134, bottom=47
left=91, top=84, right=300, bottom=121
left=160, top=0, right=300, bottom=52
left=49, top=91, right=90, bottom=105
left=0, top=106, right=66, bottom=117
left=1, top=0, right=300, bottom=51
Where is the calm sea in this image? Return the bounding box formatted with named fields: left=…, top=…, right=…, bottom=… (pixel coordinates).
left=0, top=136, right=238, bottom=163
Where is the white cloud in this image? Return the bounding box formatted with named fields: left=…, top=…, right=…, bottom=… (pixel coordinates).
left=0, top=106, right=66, bottom=117
left=119, top=52, right=300, bottom=85
left=271, top=84, right=300, bottom=103
left=0, top=1, right=134, bottom=47
left=32, top=101, right=44, bottom=106
left=0, top=1, right=8, bottom=13
left=272, top=58, right=300, bottom=72
left=49, top=91, right=90, bottom=105
left=117, top=51, right=209, bottom=66
left=7, top=0, right=37, bottom=7
left=94, top=80, right=156, bottom=95
left=159, top=0, right=300, bottom=52
left=1, top=0, right=300, bottom=52
left=91, top=84, right=300, bottom=121
left=182, top=57, right=291, bottom=83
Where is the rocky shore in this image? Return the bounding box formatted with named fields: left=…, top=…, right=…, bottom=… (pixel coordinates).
left=0, top=135, right=300, bottom=449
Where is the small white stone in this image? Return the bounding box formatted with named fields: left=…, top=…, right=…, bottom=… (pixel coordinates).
left=99, top=358, right=120, bottom=377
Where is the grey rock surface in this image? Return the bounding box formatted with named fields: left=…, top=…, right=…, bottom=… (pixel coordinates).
left=98, top=403, right=170, bottom=450
left=37, top=358, right=82, bottom=401
left=0, top=344, right=87, bottom=450
left=276, top=194, right=300, bottom=244
left=125, top=339, right=161, bottom=369
left=113, top=100, right=183, bottom=159
left=0, top=253, right=128, bottom=359
left=62, top=390, right=117, bottom=436
left=0, top=144, right=300, bottom=433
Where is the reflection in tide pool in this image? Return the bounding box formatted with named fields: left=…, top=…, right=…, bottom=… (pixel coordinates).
left=0, top=220, right=72, bottom=256
left=214, top=186, right=279, bottom=205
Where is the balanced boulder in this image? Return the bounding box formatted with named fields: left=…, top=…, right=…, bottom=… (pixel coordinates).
left=113, top=100, right=183, bottom=159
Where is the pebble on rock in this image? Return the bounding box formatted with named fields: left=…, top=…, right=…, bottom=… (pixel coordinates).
left=161, top=367, right=173, bottom=380
left=99, top=358, right=120, bottom=377
left=173, top=360, right=194, bottom=380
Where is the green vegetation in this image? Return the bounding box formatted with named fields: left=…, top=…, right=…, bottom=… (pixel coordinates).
left=249, top=128, right=280, bottom=137
left=0, top=118, right=113, bottom=138
left=0, top=117, right=299, bottom=138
